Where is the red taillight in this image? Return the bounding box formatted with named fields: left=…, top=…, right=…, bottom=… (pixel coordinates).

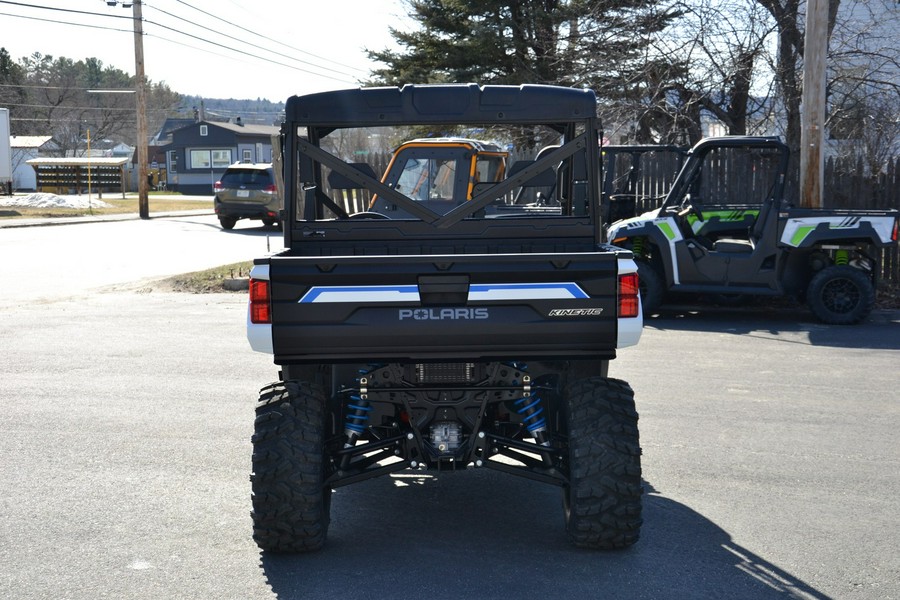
left=892, top=218, right=898, bottom=242
left=249, top=278, right=271, bottom=324
left=263, top=184, right=277, bottom=194
left=618, top=272, right=640, bottom=318
left=213, top=181, right=224, bottom=193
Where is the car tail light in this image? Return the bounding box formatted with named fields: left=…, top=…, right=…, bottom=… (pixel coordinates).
left=213, top=181, right=224, bottom=193
left=263, top=184, right=277, bottom=195
left=892, top=218, right=898, bottom=242
left=249, top=278, right=272, bottom=324
left=618, top=272, right=640, bottom=318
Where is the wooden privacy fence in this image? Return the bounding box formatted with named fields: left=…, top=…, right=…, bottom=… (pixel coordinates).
left=824, top=157, right=900, bottom=286
left=325, top=152, right=392, bottom=214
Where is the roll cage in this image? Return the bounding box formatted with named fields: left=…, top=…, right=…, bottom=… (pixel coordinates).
left=280, top=84, right=606, bottom=245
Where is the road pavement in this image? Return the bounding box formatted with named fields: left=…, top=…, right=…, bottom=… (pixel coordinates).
left=1, top=217, right=898, bottom=599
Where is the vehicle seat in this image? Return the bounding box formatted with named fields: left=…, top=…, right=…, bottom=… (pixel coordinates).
left=507, top=160, right=557, bottom=205
left=713, top=196, right=775, bottom=253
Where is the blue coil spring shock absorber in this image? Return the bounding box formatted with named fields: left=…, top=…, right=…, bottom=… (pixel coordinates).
left=341, top=376, right=372, bottom=469
left=344, top=395, right=371, bottom=440
left=514, top=375, right=549, bottom=446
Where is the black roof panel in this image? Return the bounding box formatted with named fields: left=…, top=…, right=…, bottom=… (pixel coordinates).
left=284, top=84, right=597, bottom=127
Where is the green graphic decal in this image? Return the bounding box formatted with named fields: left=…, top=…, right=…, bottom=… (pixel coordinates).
left=790, top=225, right=815, bottom=246
left=656, top=221, right=677, bottom=240
left=687, top=210, right=760, bottom=233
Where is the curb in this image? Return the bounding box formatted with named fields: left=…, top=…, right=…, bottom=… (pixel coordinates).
left=0, top=209, right=213, bottom=229
left=223, top=278, right=250, bottom=291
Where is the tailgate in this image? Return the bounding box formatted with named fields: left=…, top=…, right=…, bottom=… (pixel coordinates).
left=265, top=251, right=630, bottom=363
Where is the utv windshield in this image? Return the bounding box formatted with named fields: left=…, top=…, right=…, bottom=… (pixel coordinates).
left=395, top=157, right=456, bottom=201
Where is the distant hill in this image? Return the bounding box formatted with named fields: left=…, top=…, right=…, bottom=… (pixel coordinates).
left=180, top=95, right=285, bottom=126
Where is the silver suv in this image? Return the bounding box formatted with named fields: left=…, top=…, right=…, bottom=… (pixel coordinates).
left=213, top=163, right=280, bottom=230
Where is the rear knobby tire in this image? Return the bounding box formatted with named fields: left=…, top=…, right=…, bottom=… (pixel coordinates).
left=806, top=265, right=875, bottom=325
left=636, top=260, right=664, bottom=315
left=563, top=377, right=642, bottom=549
left=251, top=380, right=331, bottom=552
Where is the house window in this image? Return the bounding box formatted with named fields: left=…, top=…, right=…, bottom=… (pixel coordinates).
left=212, top=150, right=232, bottom=167
left=200, top=125, right=208, bottom=136
left=189, top=149, right=232, bottom=169
left=168, top=150, right=177, bottom=173
left=242, top=149, right=252, bottom=163
left=190, top=150, right=211, bottom=169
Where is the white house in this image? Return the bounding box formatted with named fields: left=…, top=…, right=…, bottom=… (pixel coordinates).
left=10, top=135, right=55, bottom=191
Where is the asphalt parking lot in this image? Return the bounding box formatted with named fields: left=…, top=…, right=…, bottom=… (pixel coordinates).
left=1, top=290, right=897, bottom=599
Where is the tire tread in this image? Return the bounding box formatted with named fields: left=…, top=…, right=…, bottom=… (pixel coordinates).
left=564, top=377, right=643, bottom=549
left=251, top=380, right=331, bottom=552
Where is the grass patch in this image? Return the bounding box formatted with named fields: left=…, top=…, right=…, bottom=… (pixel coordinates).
left=0, top=194, right=212, bottom=219
left=160, top=261, right=254, bottom=293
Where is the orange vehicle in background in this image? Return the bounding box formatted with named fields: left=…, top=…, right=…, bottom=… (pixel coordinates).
left=369, top=138, right=508, bottom=216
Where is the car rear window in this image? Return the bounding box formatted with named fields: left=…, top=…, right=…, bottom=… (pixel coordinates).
left=221, top=168, right=272, bottom=186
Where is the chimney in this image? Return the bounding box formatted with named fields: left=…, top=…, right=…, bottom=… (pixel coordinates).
left=236, top=116, right=243, bottom=127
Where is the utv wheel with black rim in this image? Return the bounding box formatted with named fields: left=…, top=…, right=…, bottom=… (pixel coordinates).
left=251, top=380, right=332, bottom=552
left=806, top=265, right=874, bottom=325
left=562, top=377, right=642, bottom=549
left=636, top=260, right=664, bottom=315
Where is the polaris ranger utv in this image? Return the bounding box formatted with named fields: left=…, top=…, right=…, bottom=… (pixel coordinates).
left=246, top=84, right=644, bottom=552
left=607, top=136, right=899, bottom=324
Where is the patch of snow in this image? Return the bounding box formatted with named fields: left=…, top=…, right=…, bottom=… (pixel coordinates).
left=1, top=193, right=113, bottom=209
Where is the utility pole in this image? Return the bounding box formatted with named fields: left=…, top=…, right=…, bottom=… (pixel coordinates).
left=133, top=0, right=150, bottom=219
left=800, top=0, right=828, bottom=208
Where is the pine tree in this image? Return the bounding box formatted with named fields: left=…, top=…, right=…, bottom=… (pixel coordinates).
left=366, top=0, right=680, bottom=95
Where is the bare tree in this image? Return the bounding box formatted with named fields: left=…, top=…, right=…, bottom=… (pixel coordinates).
left=613, top=0, right=898, bottom=198
left=3, top=51, right=181, bottom=156
left=605, top=0, right=776, bottom=145
left=826, top=0, right=900, bottom=176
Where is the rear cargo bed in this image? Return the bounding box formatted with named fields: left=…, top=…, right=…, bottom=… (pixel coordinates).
left=264, top=249, right=627, bottom=362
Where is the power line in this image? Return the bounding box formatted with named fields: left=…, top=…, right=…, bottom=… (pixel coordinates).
left=0, top=0, right=130, bottom=21
left=143, top=22, right=354, bottom=83
left=0, top=10, right=132, bottom=34
left=2, top=0, right=385, bottom=108
left=2, top=0, right=364, bottom=85
left=145, top=30, right=262, bottom=69
left=144, top=2, right=355, bottom=81
left=0, top=83, right=134, bottom=91
left=3, top=100, right=170, bottom=113
left=144, top=2, right=361, bottom=80
left=4, top=102, right=133, bottom=111
left=170, top=0, right=368, bottom=75
left=140, top=16, right=357, bottom=84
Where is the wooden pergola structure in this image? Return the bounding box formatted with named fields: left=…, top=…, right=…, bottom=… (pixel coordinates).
left=26, top=157, right=130, bottom=198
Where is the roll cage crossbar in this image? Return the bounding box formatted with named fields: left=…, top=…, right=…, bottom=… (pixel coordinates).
left=298, top=133, right=589, bottom=228
left=282, top=84, right=604, bottom=239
